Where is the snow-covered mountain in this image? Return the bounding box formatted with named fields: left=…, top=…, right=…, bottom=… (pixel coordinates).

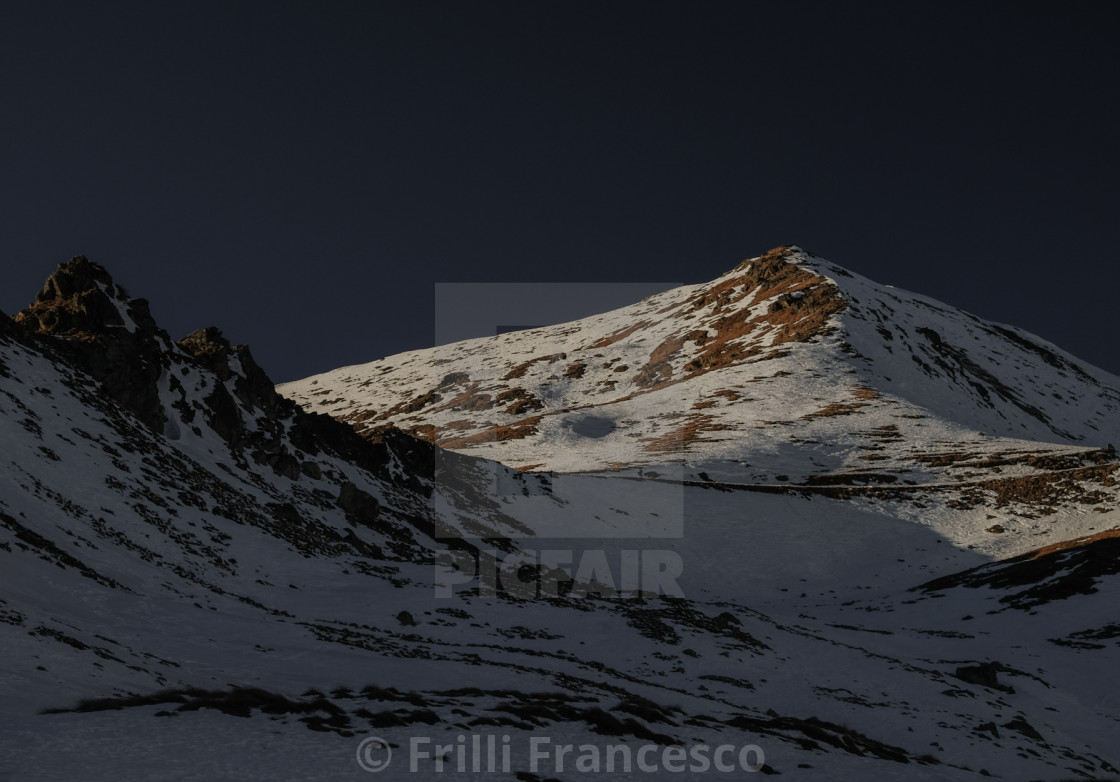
left=281, top=245, right=1120, bottom=564
left=281, top=245, right=1120, bottom=473
left=2, top=255, right=1119, bottom=781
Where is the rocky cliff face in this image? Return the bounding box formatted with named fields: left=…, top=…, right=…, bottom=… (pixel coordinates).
left=15, top=257, right=173, bottom=433
left=3, top=257, right=549, bottom=567
left=12, top=258, right=437, bottom=494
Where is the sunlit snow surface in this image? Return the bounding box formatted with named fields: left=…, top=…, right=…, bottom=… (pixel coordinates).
left=281, top=247, right=1120, bottom=474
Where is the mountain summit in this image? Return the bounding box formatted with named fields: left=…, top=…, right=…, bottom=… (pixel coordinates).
left=14, top=256, right=171, bottom=431
left=281, top=246, right=1120, bottom=477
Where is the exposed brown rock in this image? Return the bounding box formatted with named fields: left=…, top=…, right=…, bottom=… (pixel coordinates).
left=634, top=335, right=687, bottom=388
left=403, top=424, right=437, bottom=443
left=494, top=388, right=544, bottom=415
left=379, top=390, right=442, bottom=418
left=801, top=402, right=869, bottom=421
left=439, top=415, right=544, bottom=448
left=672, top=246, right=846, bottom=377
left=442, top=419, right=476, bottom=431
left=973, top=464, right=1117, bottom=511
left=503, top=353, right=565, bottom=380
left=432, top=382, right=494, bottom=413
left=586, top=320, right=652, bottom=349
left=1024, top=527, right=1120, bottom=559
left=641, top=413, right=733, bottom=453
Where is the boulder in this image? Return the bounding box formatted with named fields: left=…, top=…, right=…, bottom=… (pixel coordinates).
left=337, top=481, right=380, bottom=524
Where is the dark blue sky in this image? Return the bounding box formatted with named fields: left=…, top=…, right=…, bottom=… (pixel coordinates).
left=2, top=1, right=1117, bottom=382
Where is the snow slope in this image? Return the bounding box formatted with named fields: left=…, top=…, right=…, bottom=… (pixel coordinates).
left=1, top=257, right=1118, bottom=781
left=280, top=245, right=1120, bottom=476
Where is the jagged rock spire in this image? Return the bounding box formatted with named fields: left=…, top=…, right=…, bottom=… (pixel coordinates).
left=14, top=257, right=170, bottom=433
left=34, top=256, right=116, bottom=301
left=16, top=256, right=159, bottom=338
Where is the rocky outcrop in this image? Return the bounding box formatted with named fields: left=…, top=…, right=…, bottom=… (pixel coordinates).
left=337, top=481, right=381, bottom=524
left=9, top=258, right=440, bottom=503
left=4, top=255, right=511, bottom=575
left=178, top=326, right=397, bottom=482
left=14, top=257, right=171, bottom=433
left=5, top=255, right=497, bottom=578
left=179, top=326, right=285, bottom=420
left=17, top=257, right=130, bottom=334
left=954, top=662, right=1013, bottom=693
left=176, top=324, right=442, bottom=493
left=916, top=529, right=1120, bottom=610
left=179, top=327, right=235, bottom=380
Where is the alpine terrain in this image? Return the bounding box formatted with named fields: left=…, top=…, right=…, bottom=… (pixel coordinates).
left=1, top=248, right=1118, bottom=781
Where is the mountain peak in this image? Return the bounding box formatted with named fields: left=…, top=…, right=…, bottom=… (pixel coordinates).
left=671, top=244, right=846, bottom=373
left=12, top=257, right=171, bottom=432
left=730, top=243, right=802, bottom=270
left=16, top=255, right=157, bottom=338
left=37, top=255, right=116, bottom=300
left=281, top=245, right=1120, bottom=474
